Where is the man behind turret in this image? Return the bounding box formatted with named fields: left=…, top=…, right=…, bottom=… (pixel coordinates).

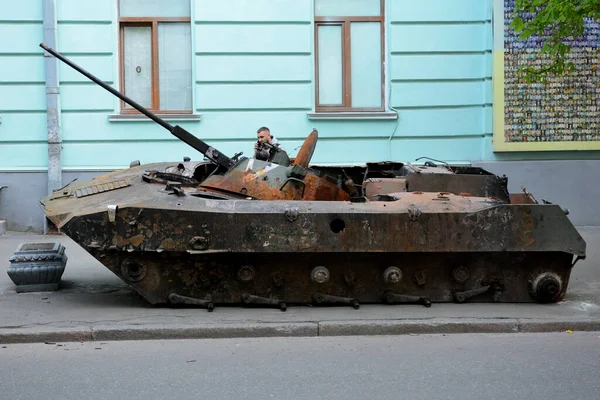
left=253, top=126, right=290, bottom=166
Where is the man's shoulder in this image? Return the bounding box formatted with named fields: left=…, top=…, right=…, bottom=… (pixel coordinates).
left=271, top=138, right=285, bottom=152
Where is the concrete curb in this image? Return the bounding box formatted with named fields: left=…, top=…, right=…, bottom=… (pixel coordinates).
left=318, top=319, right=600, bottom=336
left=1, top=319, right=599, bottom=344
left=0, top=327, right=92, bottom=344
left=318, top=319, right=522, bottom=336
left=91, top=322, right=319, bottom=341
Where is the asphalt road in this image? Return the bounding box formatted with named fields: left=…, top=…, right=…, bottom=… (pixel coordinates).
left=1, top=332, right=599, bottom=400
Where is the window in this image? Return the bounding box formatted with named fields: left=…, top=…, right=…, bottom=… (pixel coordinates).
left=118, top=0, right=192, bottom=114
left=314, top=0, right=385, bottom=112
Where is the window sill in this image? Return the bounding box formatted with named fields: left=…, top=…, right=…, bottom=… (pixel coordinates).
left=108, top=113, right=201, bottom=123
left=307, top=112, right=398, bottom=120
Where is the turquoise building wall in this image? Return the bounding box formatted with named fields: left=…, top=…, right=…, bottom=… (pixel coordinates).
left=3, top=0, right=599, bottom=171
left=0, top=0, right=500, bottom=171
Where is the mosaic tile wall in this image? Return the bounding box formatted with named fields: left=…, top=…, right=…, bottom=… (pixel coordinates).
left=504, top=0, right=600, bottom=143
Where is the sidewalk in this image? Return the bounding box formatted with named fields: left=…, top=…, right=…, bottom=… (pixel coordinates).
left=1, top=227, right=599, bottom=344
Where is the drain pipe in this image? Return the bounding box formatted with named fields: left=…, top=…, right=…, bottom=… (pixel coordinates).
left=42, top=0, right=62, bottom=233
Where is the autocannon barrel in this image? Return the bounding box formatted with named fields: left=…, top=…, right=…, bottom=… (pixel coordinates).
left=39, top=43, right=233, bottom=170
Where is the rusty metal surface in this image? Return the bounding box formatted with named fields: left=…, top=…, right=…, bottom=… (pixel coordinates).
left=42, top=165, right=585, bottom=308
left=83, top=249, right=575, bottom=306
left=364, top=178, right=407, bottom=200
left=194, top=158, right=349, bottom=201
left=37, top=44, right=588, bottom=309
left=45, top=181, right=586, bottom=308
left=199, top=168, right=348, bottom=201
left=39, top=154, right=586, bottom=310
left=292, top=129, right=318, bottom=168
left=57, top=192, right=585, bottom=256
left=405, top=174, right=510, bottom=202
left=510, top=193, right=537, bottom=204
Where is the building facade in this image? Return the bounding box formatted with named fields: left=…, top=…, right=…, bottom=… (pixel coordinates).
left=0, top=0, right=599, bottom=232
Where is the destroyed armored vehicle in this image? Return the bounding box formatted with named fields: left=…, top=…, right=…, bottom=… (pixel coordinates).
left=39, top=44, right=586, bottom=311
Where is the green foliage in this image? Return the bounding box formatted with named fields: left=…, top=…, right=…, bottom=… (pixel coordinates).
left=510, top=0, right=600, bottom=82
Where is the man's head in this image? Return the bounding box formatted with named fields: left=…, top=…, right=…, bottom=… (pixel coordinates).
left=256, top=126, right=272, bottom=144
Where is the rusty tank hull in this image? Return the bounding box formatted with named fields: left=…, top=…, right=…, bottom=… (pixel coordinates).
left=38, top=43, right=586, bottom=310
left=41, top=159, right=586, bottom=310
